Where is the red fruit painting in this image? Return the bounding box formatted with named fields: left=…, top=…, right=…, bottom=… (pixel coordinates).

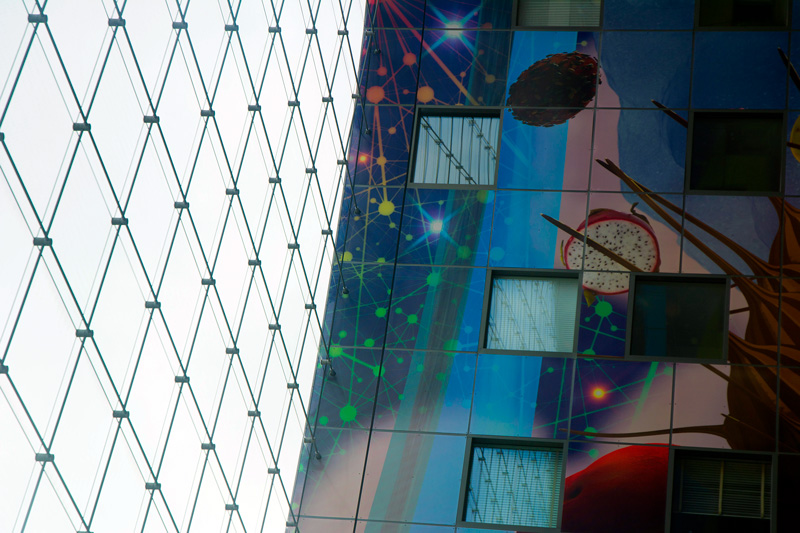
left=561, top=445, right=669, bottom=533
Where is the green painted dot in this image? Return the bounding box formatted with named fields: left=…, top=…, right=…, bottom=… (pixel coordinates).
left=339, top=405, right=357, bottom=422
left=584, top=317, right=591, bottom=322
left=375, top=307, right=387, bottom=318
left=364, top=338, right=375, bottom=347
left=396, top=357, right=404, bottom=364
left=457, top=245, right=471, bottom=259
left=476, top=189, right=492, bottom=204
left=584, top=426, right=597, bottom=439
left=407, top=314, right=418, bottom=324
left=398, top=394, right=404, bottom=400
left=319, top=416, right=329, bottom=425
left=377, top=257, right=386, bottom=263
left=610, top=325, right=618, bottom=332
left=436, top=372, right=446, bottom=381
left=405, top=234, right=413, bottom=241
left=373, top=365, right=385, bottom=377
left=389, top=222, right=396, bottom=228
left=489, top=247, right=505, bottom=261
left=438, top=200, right=445, bottom=206
left=298, top=464, right=305, bottom=473
left=416, top=364, right=425, bottom=372
left=582, top=348, right=595, bottom=356
left=330, top=346, right=344, bottom=357
left=595, top=300, right=613, bottom=318
left=443, top=339, right=459, bottom=351
left=338, top=330, right=347, bottom=338
left=357, top=377, right=363, bottom=383
left=588, top=448, right=599, bottom=459
left=426, top=272, right=442, bottom=286
left=395, top=307, right=403, bottom=314
left=546, top=367, right=554, bottom=373
left=339, top=449, right=346, bottom=455
left=663, top=365, right=674, bottom=375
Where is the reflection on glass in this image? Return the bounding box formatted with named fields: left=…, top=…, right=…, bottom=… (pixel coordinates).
left=465, top=442, right=563, bottom=528
left=487, top=275, right=578, bottom=352
left=413, top=113, right=500, bottom=186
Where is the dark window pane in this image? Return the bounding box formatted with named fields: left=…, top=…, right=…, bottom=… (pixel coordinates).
left=698, top=0, right=788, bottom=28
left=631, top=277, right=726, bottom=359
left=690, top=112, right=782, bottom=193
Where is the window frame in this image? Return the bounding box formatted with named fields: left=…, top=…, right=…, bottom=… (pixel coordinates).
left=457, top=435, right=568, bottom=532
left=479, top=269, right=582, bottom=357
left=625, top=273, right=730, bottom=363
left=667, top=448, right=777, bottom=532
left=408, top=106, right=503, bottom=190
left=512, top=0, right=604, bottom=29
left=685, top=110, right=785, bottom=196
left=694, top=0, right=790, bottom=29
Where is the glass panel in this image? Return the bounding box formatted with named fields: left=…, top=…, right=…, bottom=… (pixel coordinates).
left=466, top=443, right=563, bottom=528
left=690, top=113, right=783, bottom=193
left=487, top=276, right=578, bottom=352
left=413, top=115, right=500, bottom=186
left=631, top=277, right=726, bottom=359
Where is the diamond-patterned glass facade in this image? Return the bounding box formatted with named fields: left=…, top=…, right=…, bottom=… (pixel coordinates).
left=0, top=1, right=364, bottom=531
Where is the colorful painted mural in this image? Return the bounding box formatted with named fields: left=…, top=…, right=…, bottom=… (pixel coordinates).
left=292, top=1, right=800, bottom=531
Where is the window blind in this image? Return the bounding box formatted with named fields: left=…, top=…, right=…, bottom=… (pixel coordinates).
left=678, top=457, right=771, bottom=519
left=517, top=0, right=601, bottom=27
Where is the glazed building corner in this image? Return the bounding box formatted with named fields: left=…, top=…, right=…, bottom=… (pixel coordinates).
left=290, top=1, right=800, bottom=532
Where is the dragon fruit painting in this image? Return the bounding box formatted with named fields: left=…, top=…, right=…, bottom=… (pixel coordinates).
left=563, top=205, right=661, bottom=295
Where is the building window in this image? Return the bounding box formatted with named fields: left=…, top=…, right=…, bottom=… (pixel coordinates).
left=688, top=112, right=783, bottom=194
left=411, top=111, right=500, bottom=187
left=629, top=276, right=727, bottom=360
left=696, top=0, right=788, bottom=28
left=485, top=273, right=579, bottom=353
left=462, top=440, right=564, bottom=529
left=672, top=450, right=772, bottom=533
left=516, top=0, right=602, bottom=27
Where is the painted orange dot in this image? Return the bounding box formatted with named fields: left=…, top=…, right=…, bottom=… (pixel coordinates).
left=417, top=86, right=434, bottom=103
left=485, top=74, right=496, bottom=84
left=388, top=127, right=397, bottom=134
left=478, top=49, right=485, bottom=55
left=366, top=86, right=385, bottom=103
left=402, top=89, right=410, bottom=95
left=377, top=156, right=387, bottom=166
left=592, top=388, right=605, bottom=399
left=459, top=71, right=466, bottom=78
left=403, top=52, right=416, bottom=66
left=377, top=66, right=388, bottom=76
left=359, top=154, right=368, bottom=163
left=481, top=22, right=493, bottom=29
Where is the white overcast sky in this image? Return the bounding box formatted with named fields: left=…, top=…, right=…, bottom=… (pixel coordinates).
left=0, top=0, right=364, bottom=531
